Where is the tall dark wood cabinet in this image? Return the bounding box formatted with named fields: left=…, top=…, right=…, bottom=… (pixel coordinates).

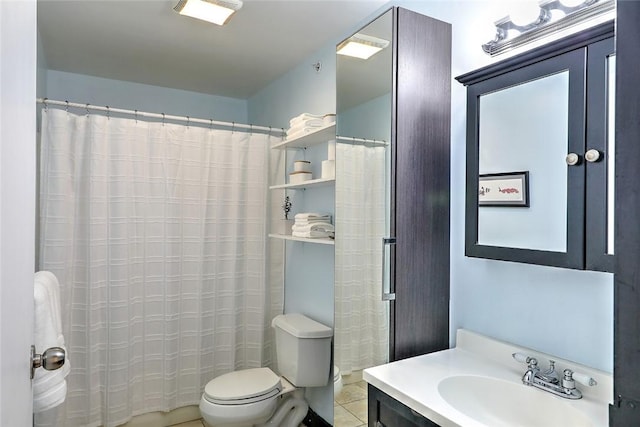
left=336, top=5, right=451, bottom=375
left=391, top=8, right=451, bottom=361
left=610, top=1, right=640, bottom=425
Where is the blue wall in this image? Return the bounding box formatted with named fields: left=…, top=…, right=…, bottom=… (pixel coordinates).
left=395, top=0, right=613, bottom=373
left=248, top=45, right=337, bottom=422
left=250, top=0, right=614, bottom=379
left=44, top=70, right=248, bottom=123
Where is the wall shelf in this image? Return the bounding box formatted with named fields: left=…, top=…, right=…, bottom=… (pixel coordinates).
left=268, top=233, right=335, bottom=245
left=271, top=123, right=336, bottom=150
left=269, top=177, right=335, bottom=190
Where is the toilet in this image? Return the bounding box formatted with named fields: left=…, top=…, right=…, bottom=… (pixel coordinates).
left=333, top=365, right=343, bottom=397
left=199, top=313, right=333, bottom=427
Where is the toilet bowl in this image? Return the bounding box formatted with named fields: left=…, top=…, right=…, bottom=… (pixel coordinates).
left=333, top=365, right=343, bottom=397
left=199, top=313, right=332, bottom=427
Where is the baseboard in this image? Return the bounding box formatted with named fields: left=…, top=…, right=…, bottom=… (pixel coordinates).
left=303, top=407, right=332, bottom=427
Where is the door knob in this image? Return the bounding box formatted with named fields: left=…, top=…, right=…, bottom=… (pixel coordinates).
left=585, top=149, right=601, bottom=163
left=31, top=345, right=65, bottom=379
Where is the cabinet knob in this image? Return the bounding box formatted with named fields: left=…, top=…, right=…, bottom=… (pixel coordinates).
left=585, top=149, right=601, bottom=163
left=566, top=153, right=580, bottom=166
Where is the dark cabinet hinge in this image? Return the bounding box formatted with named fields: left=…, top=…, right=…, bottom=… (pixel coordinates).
left=614, top=394, right=640, bottom=410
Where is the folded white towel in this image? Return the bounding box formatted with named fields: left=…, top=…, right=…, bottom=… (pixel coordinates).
left=33, top=271, right=70, bottom=413
left=288, top=119, right=324, bottom=134
left=287, top=127, right=321, bottom=141
left=294, top=220, right=331, bottom=227
left=295, top=213, right=331, bottom=220
left=292, top=230, right=332, bottom=238
left=289, top=113, right=324, bottom=127
left=292, top=223, right=335, bottom=233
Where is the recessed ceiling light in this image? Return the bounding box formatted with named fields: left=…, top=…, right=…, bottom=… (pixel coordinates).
left=174, top=0, right=243, bottom=26
left=337, top=33, right=390, bottom=60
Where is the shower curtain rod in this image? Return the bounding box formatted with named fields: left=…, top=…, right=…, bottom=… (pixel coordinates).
left=336, top=135, right=388, bottom=146
left=36, top=98, right=287, bottom=136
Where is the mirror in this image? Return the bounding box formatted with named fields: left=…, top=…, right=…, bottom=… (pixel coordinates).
left=334, top=9, right=392, bottom=426
left=477, top=71, right=570, bottom=251
left=606, top=54, right=615, bottom=255
left=460, top=31, right=615, bottom=271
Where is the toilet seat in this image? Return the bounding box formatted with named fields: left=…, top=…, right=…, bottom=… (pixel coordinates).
left=203, top=367, right=282, bottom=405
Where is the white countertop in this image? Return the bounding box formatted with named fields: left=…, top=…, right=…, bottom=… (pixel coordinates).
left=363, top=329, right=612, bottom=427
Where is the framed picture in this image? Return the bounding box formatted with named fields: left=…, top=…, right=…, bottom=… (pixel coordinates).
left=478, top=171, right=529, bottom=207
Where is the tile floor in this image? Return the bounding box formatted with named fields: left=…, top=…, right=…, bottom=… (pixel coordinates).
left=171, top=417, right=307, bottom=427
left=334, top=371, right=368, bottom=427
left=171, top=421, right=204, bottom=427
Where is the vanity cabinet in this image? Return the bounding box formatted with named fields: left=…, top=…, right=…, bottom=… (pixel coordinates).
left=367, top=385, right=439, bottom=427
left=456, top=23, right=615, bottom=272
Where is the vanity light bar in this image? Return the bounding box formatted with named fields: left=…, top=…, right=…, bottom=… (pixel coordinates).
left=337, top=33, right=390, bottom=60
left=482, top=0, right=614, bottom=56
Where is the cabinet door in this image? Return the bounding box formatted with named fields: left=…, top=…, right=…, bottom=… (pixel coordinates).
left=464, top=48, right=587, bottom=270
left=392, top=6, right=451, bottom=361
left=585, top=37, right=615, bottom=272
left=368, top=385, right=440, bottom=427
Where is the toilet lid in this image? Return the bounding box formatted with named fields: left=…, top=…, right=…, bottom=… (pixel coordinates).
left=204, top=368, right=282, bottom=405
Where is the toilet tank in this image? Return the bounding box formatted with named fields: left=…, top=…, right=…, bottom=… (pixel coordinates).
left=271, top=313, right=332, bottom=387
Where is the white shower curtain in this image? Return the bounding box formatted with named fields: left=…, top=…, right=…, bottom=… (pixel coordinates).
left=334, top=143, right=389, bottom=375
left=38, top=109, right=282, bottom=427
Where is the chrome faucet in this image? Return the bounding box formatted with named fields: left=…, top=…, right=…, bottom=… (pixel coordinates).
left=512, top=353, right=597, bottom=399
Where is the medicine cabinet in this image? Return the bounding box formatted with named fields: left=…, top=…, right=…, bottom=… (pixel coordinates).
left=456, top=22, right=615, bottom=272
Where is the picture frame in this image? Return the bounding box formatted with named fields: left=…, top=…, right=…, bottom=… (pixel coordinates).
left=478, top=171, right=529, bottom=207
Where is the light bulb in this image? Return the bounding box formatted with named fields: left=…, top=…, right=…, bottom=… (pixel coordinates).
left=509, top=1, right=542, bottom=26
left=479, top=22, right=500, bottom=43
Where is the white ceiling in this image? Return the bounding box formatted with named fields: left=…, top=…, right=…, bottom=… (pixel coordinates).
left=37, top=0, right=388, bottom=99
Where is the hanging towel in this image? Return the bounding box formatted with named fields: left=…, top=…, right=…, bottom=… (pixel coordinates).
left=33, top=271, right=70, bottom=413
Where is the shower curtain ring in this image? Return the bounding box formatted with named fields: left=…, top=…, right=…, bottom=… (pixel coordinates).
left=43, top=98, right=48, bottom=111
left=162, top=113, right=165, bottom=126
left=106, top=106, right=110, bottom=120
left=250, top=124, right=253, bottom=134
left=186, top=116, right=190, bottom=128
left=232, top=122, right=235, bottom=133
left=65, top=100, right=69, bottom=113
left=134, top=109, right=138, bottom=123
left=210, top=119, right=213, bottom=130
left=86, top=103, right=90, bottom=117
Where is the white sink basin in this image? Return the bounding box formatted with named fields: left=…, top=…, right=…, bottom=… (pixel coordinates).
left=438, top=375, right=594, bottom=427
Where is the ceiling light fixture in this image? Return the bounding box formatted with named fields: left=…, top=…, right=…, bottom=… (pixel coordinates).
left=337, top=33, right=390, bottom=60
left=174, top=0, right=243, bottom=26
left=482, top=0, right=614, bottom=56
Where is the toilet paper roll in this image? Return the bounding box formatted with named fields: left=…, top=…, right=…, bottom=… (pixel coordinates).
left=322, top=160, right=335, bottom=179
left=294, top=160, right=311, bottom=172
left=327, top=140, right=336, bottom=161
